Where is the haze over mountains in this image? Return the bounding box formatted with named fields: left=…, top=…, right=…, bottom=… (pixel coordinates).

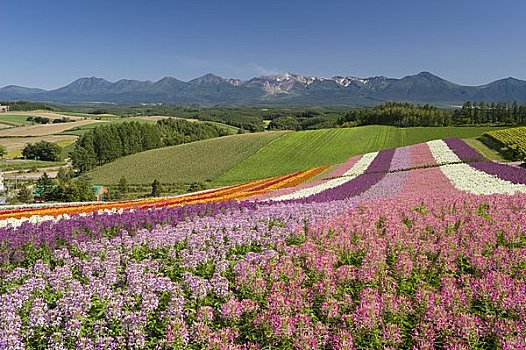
left=1, top=72, right=525, bottom=106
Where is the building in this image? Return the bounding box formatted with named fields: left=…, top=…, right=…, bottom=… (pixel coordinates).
left=92, top=185, right=108, bottom=201
left=33, top=184, right=109, bottom=202
left=0, top=105, right=9, bottom=113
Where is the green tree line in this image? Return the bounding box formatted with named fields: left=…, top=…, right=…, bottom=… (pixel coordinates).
left=71, top=118, right=230, bottom=172
left=452, top=101, right=526, bottom=125
left=338, top=102, right=452, bottom=127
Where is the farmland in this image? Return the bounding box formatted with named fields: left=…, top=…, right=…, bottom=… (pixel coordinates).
left=0, top=119, right=103, bottom=137
left=86, top=132, right=286, bottom=184
left=0, top=114, right=34, bottom=127
left=84, top=126, right=504, bottom=186
left=0, top=138, right=525, bottom=348
left=482, top=126, right=526, bottom=160
left=0, top=135, right=78, bottom=154
left=216, top=125, right=505, bottom=184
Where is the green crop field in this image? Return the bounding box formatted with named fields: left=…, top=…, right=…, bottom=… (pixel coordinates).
left=482, top=126, right=526, bottom=161
left=85, top=132, right=286, bottom=185
left=0, top=114, right=32, bottom=126
left=216, top=125, right=506, bottom=184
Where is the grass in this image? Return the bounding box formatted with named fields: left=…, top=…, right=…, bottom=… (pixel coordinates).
left=85, top=132, right=286, bottom=185
left=60, top=117, right=238, bottom=136
left=0, top=159, right=66, bottom=172
left=60, top=117, right=159, bottom=136
left=0, top=114, right=32, bottom=126
left=215, top=125, right=506, bottom=184
left=463, top=138, right=506, bottom=161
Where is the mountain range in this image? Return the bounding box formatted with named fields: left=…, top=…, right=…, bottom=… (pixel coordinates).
left=1, top=72, right=525, bottom=106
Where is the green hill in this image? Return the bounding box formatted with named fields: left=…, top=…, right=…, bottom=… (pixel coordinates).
left=85, top=132, right=286, bottom=185
left=86, top=125, right=503, bottom=187
left=215, top=126, right=505, bottom=184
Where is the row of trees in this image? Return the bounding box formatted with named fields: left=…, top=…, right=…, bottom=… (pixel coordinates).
left=71, top=119, right=230, bottom=172
left=452, top=101, right=526, bottom=125
left=268, top=102, right=526, bottom=130
left=0, top=101, right=56, bottom=111
left=26, top=116, right=73, bottom=124
left=338, top=103, right=452, bottom=127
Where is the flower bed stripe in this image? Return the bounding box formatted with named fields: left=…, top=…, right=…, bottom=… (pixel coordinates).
left=302, top=148, right=396, bottom=203
left=444, top=138, right=526, bottom=185
left=398, top=143, right=459, bottom=197
left=428, top=139, right=526, bottom=195
left=0, top=168, right=326, bottom=224
left=355, top=146, right=411, bottom=202
left=322, top=154, right=363, bottom=179
left=268, top=152, right=378, bottom=201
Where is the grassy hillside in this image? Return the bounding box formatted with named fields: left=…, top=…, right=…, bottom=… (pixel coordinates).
left=85, top=132, right=286, bottom=185
left=215, top=126, right=506, bottom=184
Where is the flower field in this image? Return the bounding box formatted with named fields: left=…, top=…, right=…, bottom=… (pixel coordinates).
left=1, top=139, right=526, bottom=349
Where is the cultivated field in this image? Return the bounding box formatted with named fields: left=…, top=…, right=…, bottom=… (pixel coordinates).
left=86, top=126, right=504, bottom=186
left=86, top=131, right=286, bottom=184
left=0, top=119, right=103, bottom=137
left=483, top=126, right=526, bottom=160
left=216, top=125, right=505, bottom=184
left=0, top=135, right=78, bottom=152
left=4, top=111, right=87, bottom=121
left=0, top=114, right=35, bottom=127
left=1, top=138, right=525, bottom=348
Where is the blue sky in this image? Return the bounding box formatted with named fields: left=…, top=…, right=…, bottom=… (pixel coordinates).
left=1, top=0, right=525, bottom=89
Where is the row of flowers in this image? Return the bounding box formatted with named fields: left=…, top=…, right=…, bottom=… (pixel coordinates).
left=268, top=152, right=378, bottom=201
left=1, top=192, right=525, bottom=348
left=0, top=167, right=327, bottom=228
left=261, top=139, right=526, bottom=203
left=428, top=139, right=526, bottom=195
left=444, top=138, right=526, bottom=185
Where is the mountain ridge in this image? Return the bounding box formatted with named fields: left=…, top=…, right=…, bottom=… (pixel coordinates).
left=1, top=72, right=525, bottom=106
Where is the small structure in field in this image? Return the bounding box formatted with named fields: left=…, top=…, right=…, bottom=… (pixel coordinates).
left=92, top=185, right=108, bottom=201
left=33, top=184, right=109, bottom=202
left=0, top=105, right=9, bottom=113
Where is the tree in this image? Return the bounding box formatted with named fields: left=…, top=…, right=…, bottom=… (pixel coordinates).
left=0, top=145, right=6, bottom=158
left=71, top=142, right=96, bottom=173
left=57, top=167, right=73, bottom=184
left=115, top=176, right=129, bottom=199
left=22, top=141, right=62, bottom=161
left=16, top=185, right=33, bottom=203
left=151, top=179, right=162, bottom=197
left=36, top=172, right=55, bottom=201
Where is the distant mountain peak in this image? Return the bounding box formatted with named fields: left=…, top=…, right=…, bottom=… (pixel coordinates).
left=0, top=72, right=525, bottom=105
left=189, top=73, right=226, bottom=86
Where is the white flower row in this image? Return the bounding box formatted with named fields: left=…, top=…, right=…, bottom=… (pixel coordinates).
left=0, top=208, right=126, bottom=229
left=427, top=139, right=526, bottom=195
left=427, top=139, right=462, bottom=164
left=269, top=152, right=379, bottom=201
